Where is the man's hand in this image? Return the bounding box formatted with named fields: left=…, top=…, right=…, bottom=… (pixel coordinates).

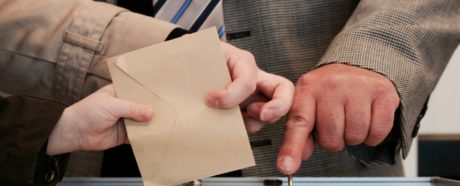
left=206, top=42, right=294, bottom=132
left=47, top=85, right=153, bottom=155
left=277, top=64, right=400, bottom=175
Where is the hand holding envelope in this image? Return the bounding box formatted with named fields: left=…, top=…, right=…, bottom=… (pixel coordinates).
left=108, top=28, right=254, bottom=185
left=107, top=28, right=294, bottom=185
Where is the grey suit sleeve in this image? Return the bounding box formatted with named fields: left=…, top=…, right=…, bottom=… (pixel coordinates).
left=318, top=0, right=460, bottom=159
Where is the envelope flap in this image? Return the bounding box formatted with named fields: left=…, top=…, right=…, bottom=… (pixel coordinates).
left=115, top=28, right=229, bottom=109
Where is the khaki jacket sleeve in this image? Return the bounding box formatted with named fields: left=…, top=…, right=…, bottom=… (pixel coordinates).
left=318, top=0, right=460, bottom=159
left=0, top=96, right=67, bottom=185
left=0, top=0, right=177, bottom=105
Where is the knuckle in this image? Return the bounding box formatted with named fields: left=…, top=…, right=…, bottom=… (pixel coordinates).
left=242, top=81, right=257, bottom=93
left=287, top=114, right=312, bottom=129
left=281, top=78, right=296, bottom=93
left=297, top=74, right=314, bottom=87
left=244, top=116, right=265, bottom=133
left=390, top=94, right=401, bottom=107
left=320, top=138, right=343, bottom=152
left=365, top=140, right=379, bottom=147
left=243, top=50, right=255, bottom=59
left=321, top=118, right=341, bottom=134
left=345, top=131, right=366, bottom=145
left=265, top=115, right=281, bottom=124
left=317, top=121, right=343, bottom=151
left=241, top=50, right=256, bottom=65
left=246, top=124, right=262, bottom=134
left=345, top=118, right=368, bottom=144
left=329, top=73, right=348, bottom=83
left=376, top=94, right=400, bottom=110
left=296, top=76, right=317, bottom=96
left=366, top=130, right=391, bottom=147
left=372, top=124, right=392, bottom=139
left=376, top=85, right=400, bottom=104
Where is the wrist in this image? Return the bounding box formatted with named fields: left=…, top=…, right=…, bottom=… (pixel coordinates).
left=47, top=107, right=80, bottom=155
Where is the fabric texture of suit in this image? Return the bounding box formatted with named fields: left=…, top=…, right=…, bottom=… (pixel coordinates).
left=222, top=0, right=460, bottom=176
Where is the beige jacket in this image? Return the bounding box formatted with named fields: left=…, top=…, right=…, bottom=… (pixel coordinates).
left=0, top=0, right=180, bottom=178
left=0, top=0, right=176, bottom=104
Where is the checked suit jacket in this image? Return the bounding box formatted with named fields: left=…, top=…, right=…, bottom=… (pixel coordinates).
left=220, top=0, right=460, bottom=176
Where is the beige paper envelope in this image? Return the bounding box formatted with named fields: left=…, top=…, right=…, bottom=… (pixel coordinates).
left=107, top=28, right=255, bottom=186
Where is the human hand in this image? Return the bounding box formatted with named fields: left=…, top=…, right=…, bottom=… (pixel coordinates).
left=206, top=42, right=294, bottom=132
left=47, top=85, right=153, bottom=155
left=277, top=64, right=400, bottom=175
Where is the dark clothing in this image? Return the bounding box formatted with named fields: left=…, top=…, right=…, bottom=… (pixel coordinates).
left=0, top=96, right=68, bottom=185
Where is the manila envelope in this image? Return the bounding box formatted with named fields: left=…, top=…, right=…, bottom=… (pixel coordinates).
left=107, top=28, right=255, bottom=186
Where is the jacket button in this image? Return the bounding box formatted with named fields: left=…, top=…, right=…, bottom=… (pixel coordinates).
left=44, top=169, right=55, bottom=183
left=413, top=96, right=430, bottom=138
left=412, top=122, right=421, bottom=138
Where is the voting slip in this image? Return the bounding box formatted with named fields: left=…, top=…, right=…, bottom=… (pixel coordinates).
left=107, top=28, right=255, bottom=186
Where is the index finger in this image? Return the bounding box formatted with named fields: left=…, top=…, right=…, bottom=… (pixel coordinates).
left=257, top=72, right=295, bottom=123
left=277, top=85, right=316, bottom=175
left=206, top=50, right=257, bottom=109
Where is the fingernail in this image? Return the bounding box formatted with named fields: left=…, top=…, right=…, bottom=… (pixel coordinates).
left=206, top=97, right=220, bottom=108
left=261, top=108, right=275, bottom=122
left=141, top=107, right=153, bottom=120
left=277, top=156, right=295, bottom=173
